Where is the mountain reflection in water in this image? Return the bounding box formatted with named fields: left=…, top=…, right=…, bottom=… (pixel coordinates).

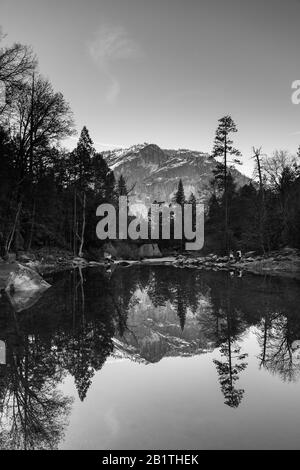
left=0, top=265, right=300, bottom=450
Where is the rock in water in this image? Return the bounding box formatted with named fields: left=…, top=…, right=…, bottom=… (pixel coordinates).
left=6, top=289, right=48, bottom=312
left=5, top=264, right=51, bottom=312
left=5, top=263, right=51, bottom=293
left=72, top=257, right=88, bottom=267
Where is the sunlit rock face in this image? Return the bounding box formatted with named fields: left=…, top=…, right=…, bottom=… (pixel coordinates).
left=113, top=288, right=213, bottom=363
left=104, top=143, right=251, bottom=205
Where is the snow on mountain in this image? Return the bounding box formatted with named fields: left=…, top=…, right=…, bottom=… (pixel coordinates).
left=103, top=143, right=251, bottom=205
left=111, top=288, right=214, bottom=364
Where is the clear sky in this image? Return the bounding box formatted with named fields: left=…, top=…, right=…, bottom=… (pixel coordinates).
left=1, top=0, right=300, bottom=176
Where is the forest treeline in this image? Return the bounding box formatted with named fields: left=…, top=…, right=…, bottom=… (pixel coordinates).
left=0, top=38, right=300, bottom=257
left=170, top=117, right=300, bottom=254
left=206, top=116, right=300, bottom=254
left=0, top=37, right=127, bottom=257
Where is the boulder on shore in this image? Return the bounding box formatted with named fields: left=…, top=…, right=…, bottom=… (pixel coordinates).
left=5, top=263, right=51, bottom=293
left=4, top=263, right=51, bottom=312
left=72, top=257, right=89, bottom=267
left=139, top=243, right=162, bottom=258
left=6, top=288, right=49, bottom=312
left=103, top=242, right=118, bottom=258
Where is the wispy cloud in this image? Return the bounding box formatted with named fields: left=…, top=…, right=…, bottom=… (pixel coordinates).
left=87, top=25, right=142, bottom=103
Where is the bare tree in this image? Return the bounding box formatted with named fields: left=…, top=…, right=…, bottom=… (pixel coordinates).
left=262, top=150, right=296, bottom=191
left=0, top=34, right=36, bottom=117
left=252, top=147, right=267, bottom=253
left=10, top=74, right=75, bottom=178
left=257, top=314, right=300, bottom=383
left=262, top=150, right=298, bottom=240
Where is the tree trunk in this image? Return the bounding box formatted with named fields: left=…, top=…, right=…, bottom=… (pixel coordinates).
left=73, top=190, right=77, bottom=256
left=224, top=134, right=229, bottom=255
left=27, top=200, right=36, bottom=250
left=29, top=73, right=35, bottom=178
left=7, top=201, right=22, bottom=252
left=78, top=192, right=86, bottom=258
left=253, top=148, right=266, bottom=254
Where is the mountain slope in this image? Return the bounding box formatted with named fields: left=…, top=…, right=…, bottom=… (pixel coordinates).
left=104, top=143, right=251, bottom=205
left=112, top=289, right=214, bottom=364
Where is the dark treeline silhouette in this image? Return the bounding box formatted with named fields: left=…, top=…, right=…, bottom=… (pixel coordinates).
left=0, top=37, right=125, bottom=258
left=149, top=118, right=300, bottom=255
left=0, top=266, right=134, bottom=449
left=206, top=117, right=300, bottom=254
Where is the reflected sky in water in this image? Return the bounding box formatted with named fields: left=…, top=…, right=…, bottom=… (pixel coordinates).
left=0, top=266, right=300, bottom=449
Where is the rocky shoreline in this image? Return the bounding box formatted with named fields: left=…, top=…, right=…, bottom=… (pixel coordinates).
left=123, top=248, right=300, bottom=279
left=1, top=247, right=300, bottom=293
left=169, top=248, right=300, bottom=279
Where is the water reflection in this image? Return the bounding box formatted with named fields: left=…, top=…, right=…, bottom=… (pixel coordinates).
left=0, top=266, right=300, bottom=448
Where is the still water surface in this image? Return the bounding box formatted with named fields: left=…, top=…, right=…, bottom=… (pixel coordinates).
left=0, top=265, right=300, bottom=449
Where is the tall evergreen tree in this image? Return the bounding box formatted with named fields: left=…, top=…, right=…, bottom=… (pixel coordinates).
left=188, top=192, right=197, bottom=233
left=72, top=126, right=94, bottom=190
left=212, top=115, right=241, bottom=254
left=92, top=153, right=116, bottom=203
left=187, top=192, right=196, bottom=205
left=172, top=179, right=186, bottom=251
left=116, top=174, right=128, bottom=196
left=173, top=178, right=185, bottom=205
left=70, top=127, right=95, bottom=256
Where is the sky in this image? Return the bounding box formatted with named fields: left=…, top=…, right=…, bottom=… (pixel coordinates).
left=1, top=0, right=300, bottom=176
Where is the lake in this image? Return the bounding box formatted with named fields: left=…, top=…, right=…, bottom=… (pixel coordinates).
left=0, top=265, right=300, bottom=450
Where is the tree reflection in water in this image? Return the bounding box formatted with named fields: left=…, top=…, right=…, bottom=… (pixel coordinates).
left=0, top=265, right=299, bottom=447
left=255, top=276, right=300, bottom=382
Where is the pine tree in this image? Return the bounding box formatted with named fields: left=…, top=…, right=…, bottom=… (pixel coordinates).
left=92, top=153, right=116, bottom=203
left=212, top=115, right=241, bottom=254
left=188, top=192, right=197, bottom=232
left=116, top=174, right=128, bottom=196
left=188, top=192, right=196, bottom=205
left=172, top=179, right=185, bottom=251
left=72, top=126, right=94, bottom=190
left=71, top=126, right=95, bottom=256
left=173, top=179, right=185, bottom=205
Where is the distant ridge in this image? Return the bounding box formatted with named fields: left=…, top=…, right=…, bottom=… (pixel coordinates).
left=103, top=143, right=252, bottom=205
